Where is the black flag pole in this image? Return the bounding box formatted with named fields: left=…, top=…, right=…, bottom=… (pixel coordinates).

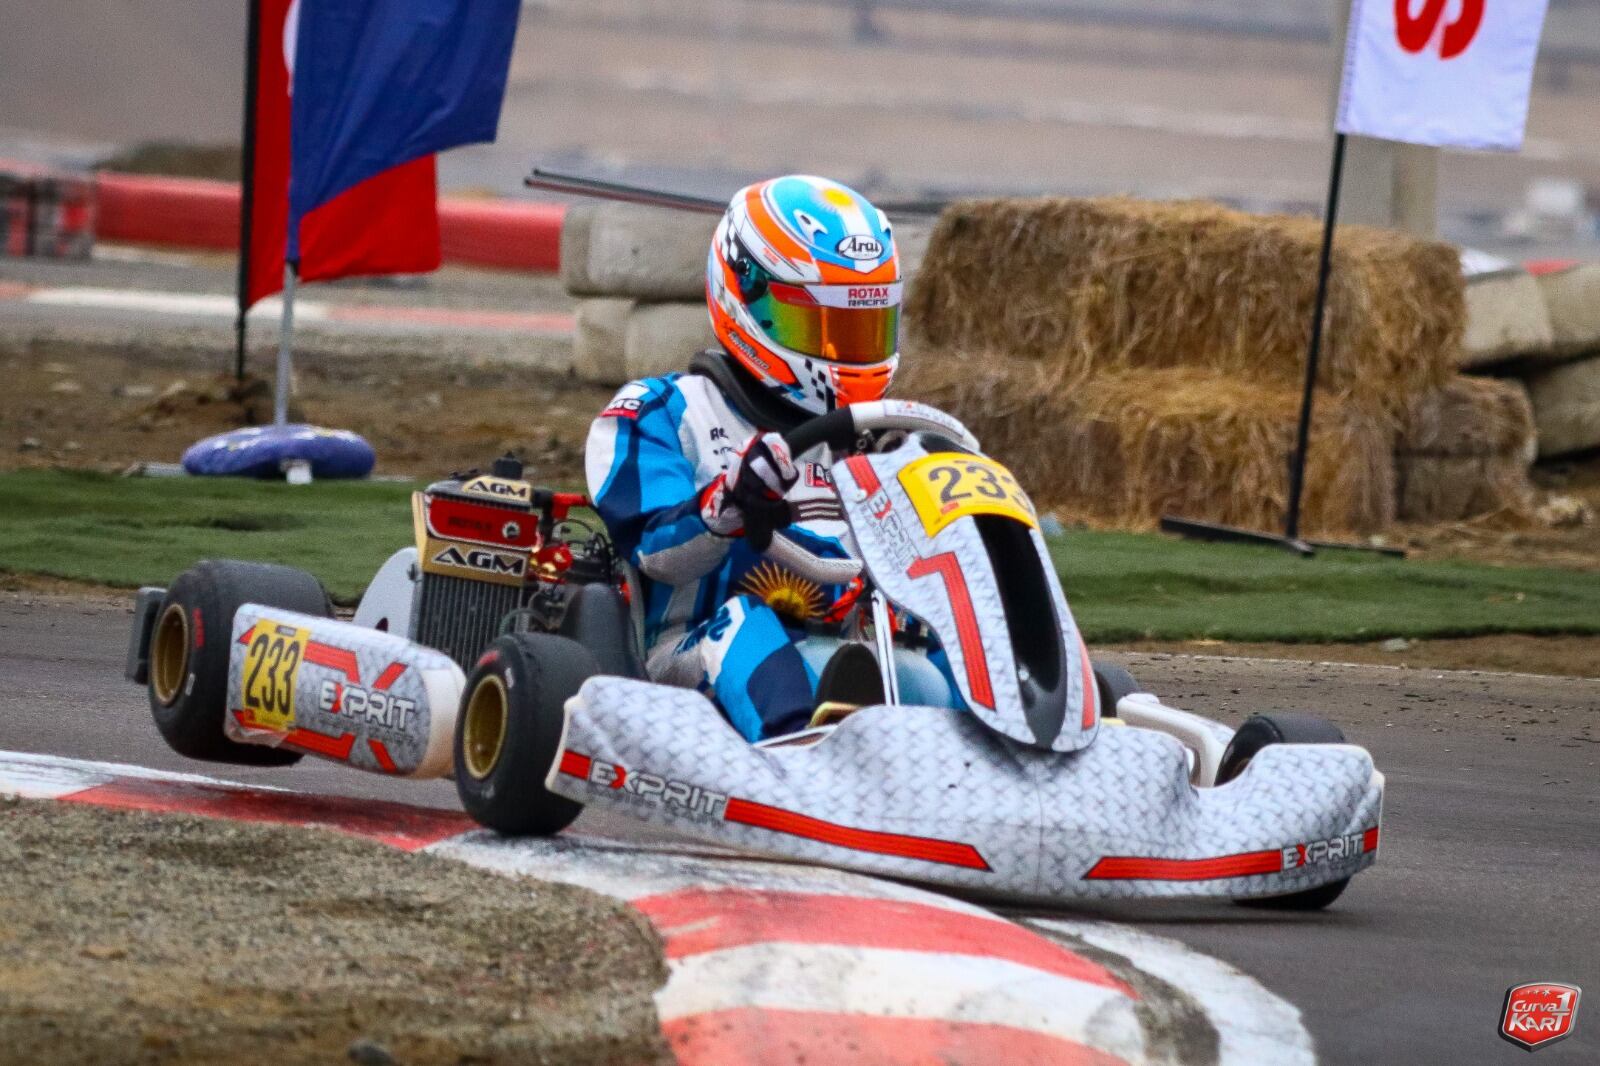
left=233, top=0, right=263, bottom=383
left=1283, top=132, right=1347, bottom=547
left=1160, top=131, right=1402, bottom=558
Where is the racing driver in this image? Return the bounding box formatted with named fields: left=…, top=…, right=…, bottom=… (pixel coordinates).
left=585, top=174, right=910, bottom=742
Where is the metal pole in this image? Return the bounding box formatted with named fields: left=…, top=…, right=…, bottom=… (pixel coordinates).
left=234, top=0, right=263, bottom=382
left=274, top=264, right=296, bottom=426
left=1283, top=131, right=1347, bottom=547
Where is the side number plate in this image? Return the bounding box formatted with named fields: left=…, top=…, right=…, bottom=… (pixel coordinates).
left=897, top=453, right=1036, bottom=537
left=241, top=620, right=308, bottom=732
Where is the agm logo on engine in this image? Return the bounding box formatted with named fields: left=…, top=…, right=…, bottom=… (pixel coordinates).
left=432, top=544, right=526, bottom=577
left=463, top=476, right=531, bottom=502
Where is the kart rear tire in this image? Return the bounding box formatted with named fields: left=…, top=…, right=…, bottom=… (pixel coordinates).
left=149, top=560, right=331, bottom=766
left=453, top=633, right=595, bottom=836
left=1219, top=713, right=1351, bottom=911
left=1093, top=662, right=1142, bottom=718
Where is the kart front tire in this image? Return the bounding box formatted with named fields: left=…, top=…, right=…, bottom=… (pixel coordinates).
left=1092, top=662, right=1143, bottom=718
left=1219, top=712, right=1352, bottom=911
left=453, top=633, right=595, bottom=836
left=149, top=560, right=331, bottom=766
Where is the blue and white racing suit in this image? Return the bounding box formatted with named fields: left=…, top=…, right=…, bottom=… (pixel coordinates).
left=585, top=371, right=858, bottom=741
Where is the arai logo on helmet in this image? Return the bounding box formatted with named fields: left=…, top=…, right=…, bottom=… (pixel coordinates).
left=836, top=234, right=884, bottom=261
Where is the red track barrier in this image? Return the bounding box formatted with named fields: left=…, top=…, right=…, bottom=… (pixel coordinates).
left=95, top=173, right=240, bottom=250
left=439, top=198, right=565, bottom=273
left=90, top=171, right=565, bottom=272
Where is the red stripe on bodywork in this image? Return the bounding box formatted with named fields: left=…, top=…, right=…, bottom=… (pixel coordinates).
left=279, top=728, right=357, bottom=761
left=304, top=642, right=360, bottom=683
left=1086, top=827, right=1380, bottom=882
left=633, top=888, right=1135, bottom=997
left=59, top=777, right=472, bottom=851
left=723, top=797, right=989, bottom=871
left=559, top=750, right=592, bottom=779
left=662, top=1008, right=1129, bottom=1066
left=372, top=662, right=407, bottom=691
left=234, top=709, right=359, bottom=763
left=906, top=552, right=994, bottom=709
left=368, top=739, right=399, bottom=774
left=1078, top=638, right=1098, bottom=730
left=1084, top=850, right=1283, bottom=882
left=845, top=454, right=882, bottom=497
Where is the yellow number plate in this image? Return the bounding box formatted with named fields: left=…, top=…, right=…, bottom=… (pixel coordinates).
left=897, top=453, right=1037, bottom=537
left=240, top=619, right=309, bottom=732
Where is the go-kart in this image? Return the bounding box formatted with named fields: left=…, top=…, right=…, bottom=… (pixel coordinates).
left=124, top=400, right=1383, bottom=909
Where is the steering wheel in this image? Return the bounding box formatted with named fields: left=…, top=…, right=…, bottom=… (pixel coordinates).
left=742, top=402, right=983, bottom=584
left=779, top=399, right=981, bottom=459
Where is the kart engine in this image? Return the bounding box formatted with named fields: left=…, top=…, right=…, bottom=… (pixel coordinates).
left=410, top=456, right=605, bottom=667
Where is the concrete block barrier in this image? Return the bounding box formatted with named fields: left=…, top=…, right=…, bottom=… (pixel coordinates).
left=1526, top=354, right=1600, bottom=458
left=561, top=204, right=717, bottom=301
left=624, top=302, right=716, bottom=381
left=561, top=203, right=932, bottom=302
left=1536, top=264, right=1600, bottom=359
left=572, top=298, right=633, bottom=386
left=1460, top=269, right=1554, bottom=368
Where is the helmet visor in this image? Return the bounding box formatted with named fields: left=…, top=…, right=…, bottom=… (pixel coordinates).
left=748, top=281, right=899, bottom=364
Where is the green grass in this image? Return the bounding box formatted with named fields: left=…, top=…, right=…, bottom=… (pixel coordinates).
left=1049, top=531, right=1600, bottom=643
left=4, top=470, right=1599, bottom=643
left=0, top=469, right=416, bottom=602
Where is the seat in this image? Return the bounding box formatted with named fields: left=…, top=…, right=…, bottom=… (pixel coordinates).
left=558, top=582, right=647, bottom=680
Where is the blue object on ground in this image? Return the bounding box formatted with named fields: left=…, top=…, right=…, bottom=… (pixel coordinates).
left=181, top=425, right=376, bottom=480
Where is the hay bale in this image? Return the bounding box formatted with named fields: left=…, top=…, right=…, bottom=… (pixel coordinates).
left=1398, top=375, right=1536, bottom=459
left=572, top=298, right=633, bottom=386
left=904, top=197, right=1461, bottom=419
left=1526, top=354, right=1600, bottom=458
left=900, top=357, right=1395, bottom=535
left=1536, top=264, right=1600, bottom=358
left=1460, top=268, right=1554, bottom=368
left=1396, top=455, right=1536, bottom=522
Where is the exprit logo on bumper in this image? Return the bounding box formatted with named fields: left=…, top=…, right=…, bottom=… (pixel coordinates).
left=576, top=755, right=729, bottom=818
left=1281, top=830, right=1370, bottom=871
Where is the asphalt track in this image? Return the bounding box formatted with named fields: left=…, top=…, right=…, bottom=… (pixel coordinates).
left=2, top=596, right=1595, bottom=1064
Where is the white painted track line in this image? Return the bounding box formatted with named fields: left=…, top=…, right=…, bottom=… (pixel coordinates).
left=1034, top=919, right=1316, bottom=1066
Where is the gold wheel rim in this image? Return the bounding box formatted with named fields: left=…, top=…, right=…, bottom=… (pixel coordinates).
left=462, top=675, right=509, bottom=781
left=150, top=602, right=191, bottom=706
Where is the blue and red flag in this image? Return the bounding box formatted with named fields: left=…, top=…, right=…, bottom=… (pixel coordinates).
left=239, top=0, right=519, bottom=309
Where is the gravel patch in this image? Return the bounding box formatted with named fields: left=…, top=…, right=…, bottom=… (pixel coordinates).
left=0, top=800, right=671, bottom=1065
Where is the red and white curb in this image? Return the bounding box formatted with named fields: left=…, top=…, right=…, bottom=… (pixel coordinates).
left=0, top=750, right=1313, bottom=1065
left=0, top=282, right=574, bottom=336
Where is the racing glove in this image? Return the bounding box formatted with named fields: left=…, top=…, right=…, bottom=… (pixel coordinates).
left=701, top=431, right=799, bottom=539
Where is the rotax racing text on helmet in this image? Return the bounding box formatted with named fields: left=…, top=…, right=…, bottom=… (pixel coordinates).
left=707, top=175, right=900, bottom=417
